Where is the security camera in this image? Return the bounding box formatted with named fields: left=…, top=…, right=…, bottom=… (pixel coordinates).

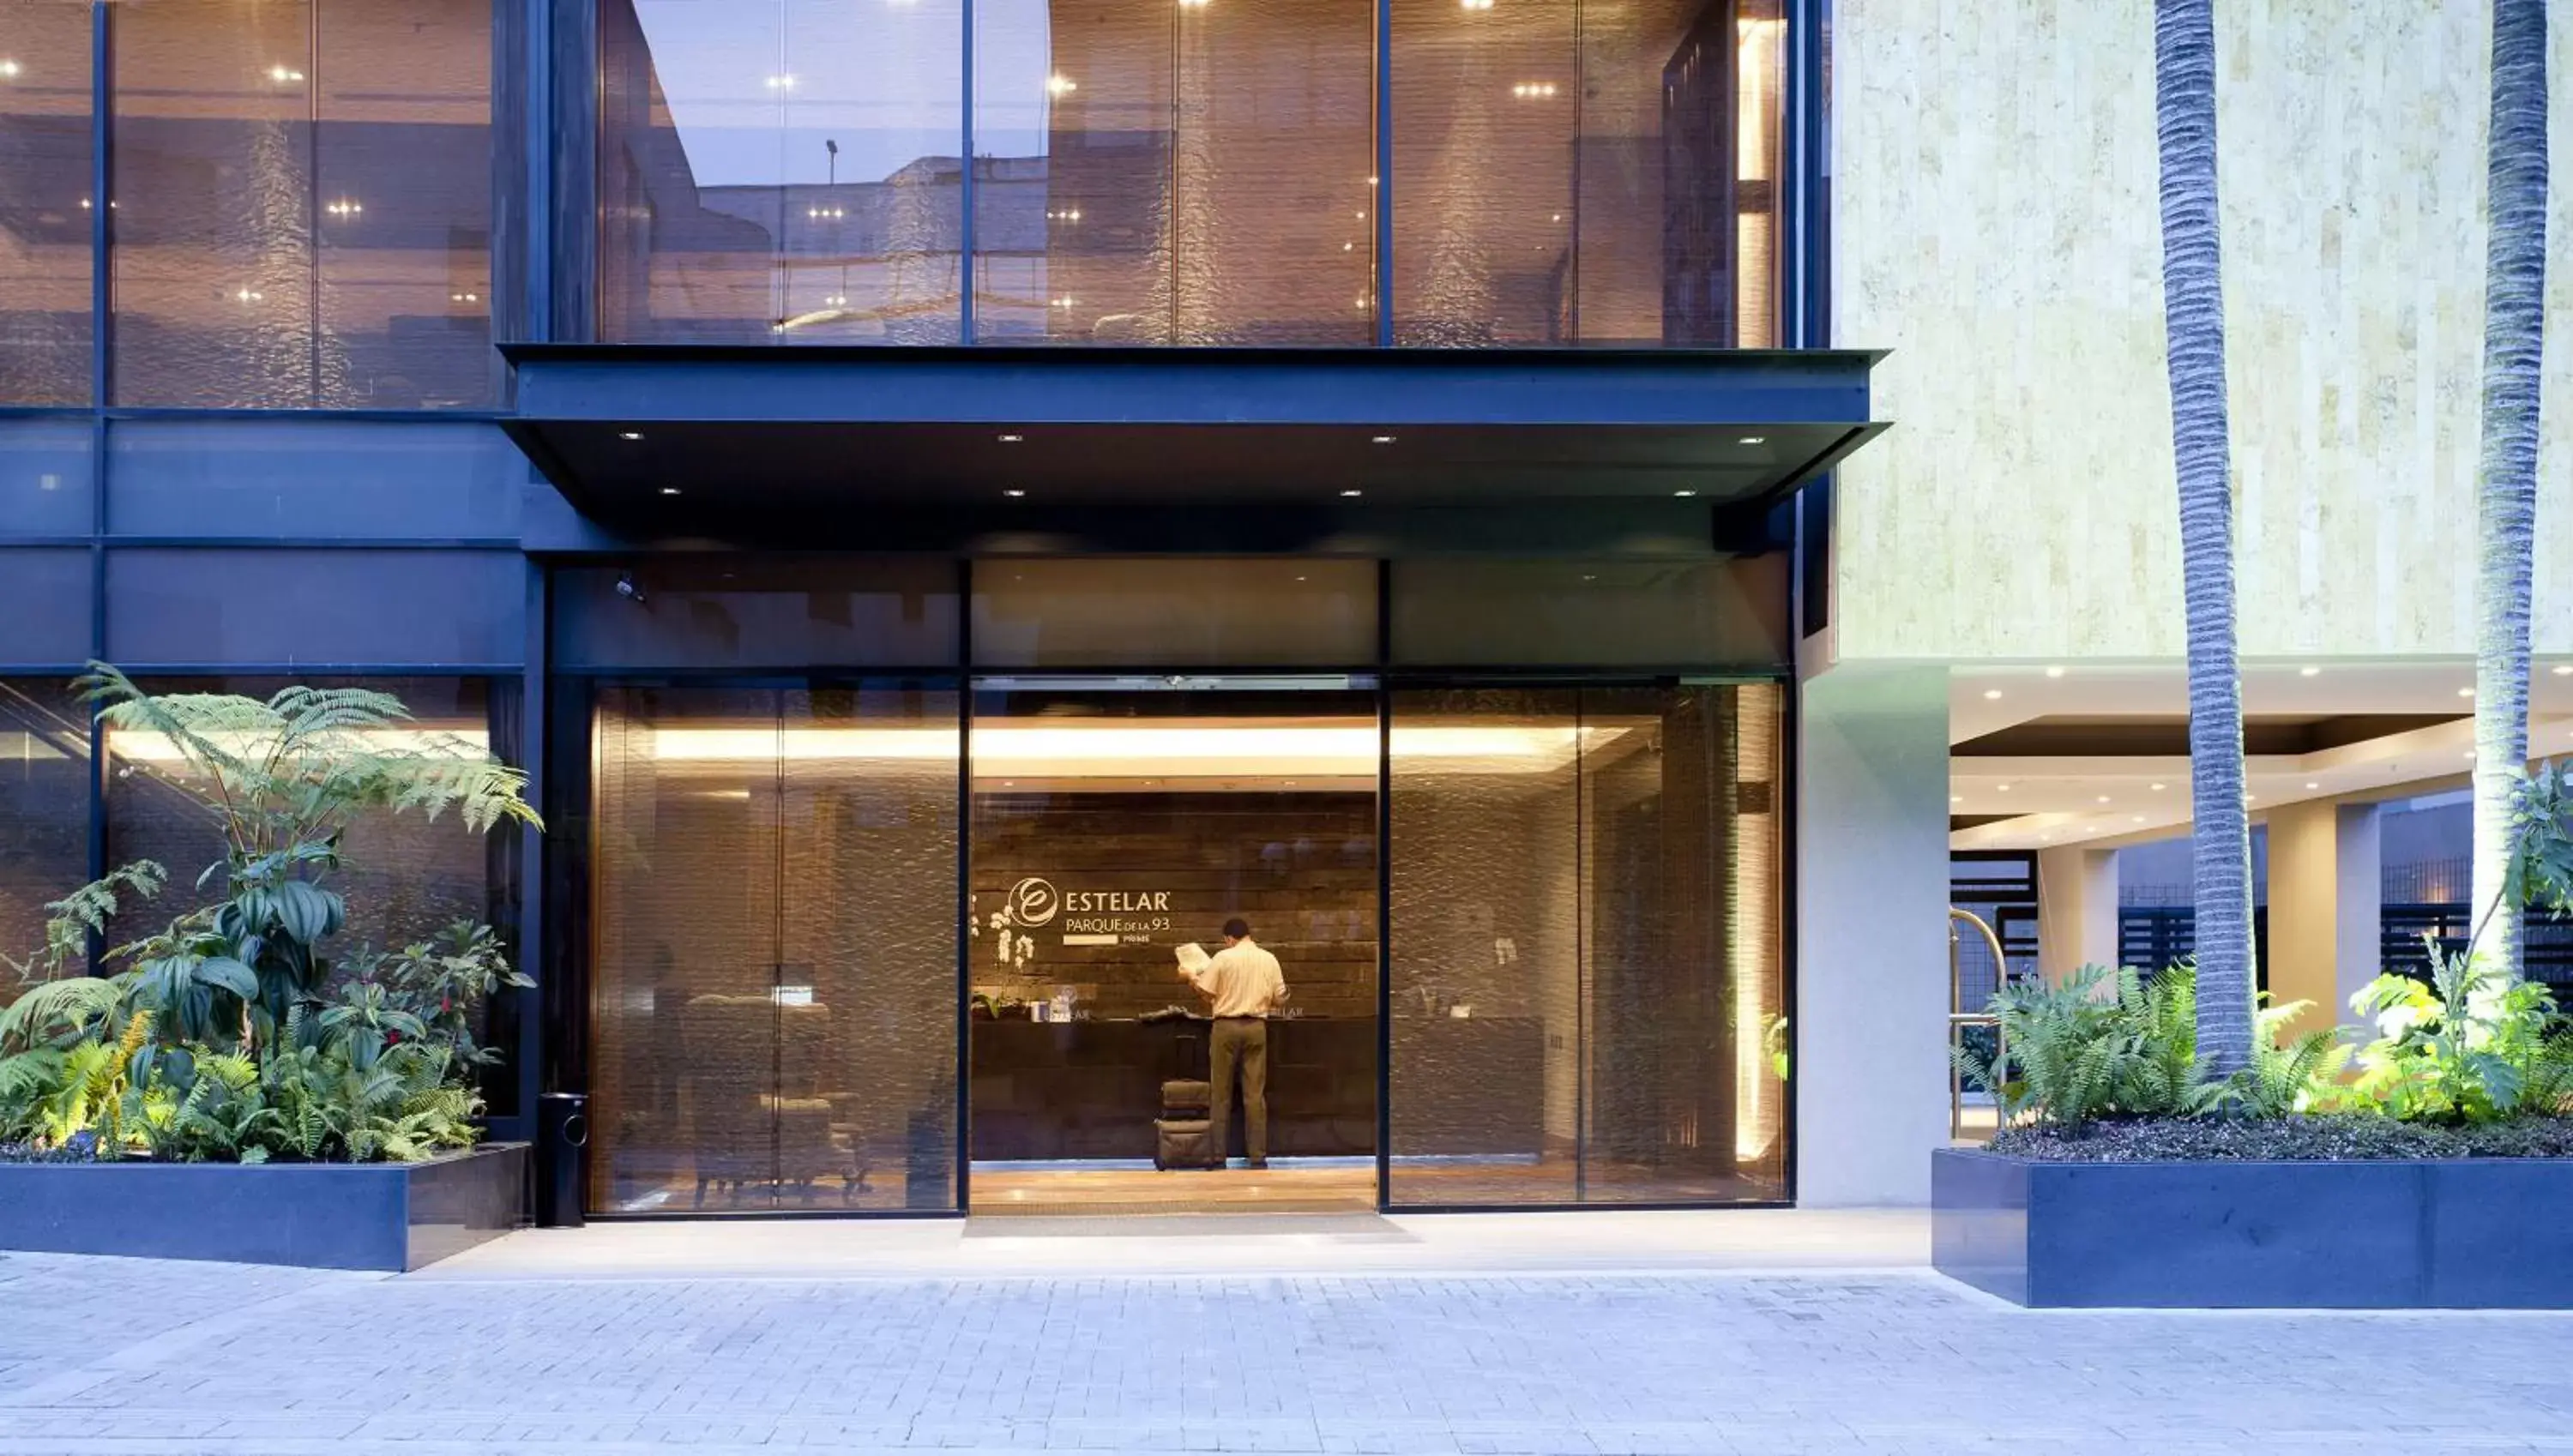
left=615, top=573, right=648, bottom=606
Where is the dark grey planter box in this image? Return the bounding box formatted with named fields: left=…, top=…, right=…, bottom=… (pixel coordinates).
left=0, top=1143, right=527, bottom=1272
left=1934, top=1146, right=2573, bottom=1309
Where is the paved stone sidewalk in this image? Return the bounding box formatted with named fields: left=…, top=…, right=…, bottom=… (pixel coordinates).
left=3, top=1251, right=2570, bottom=1454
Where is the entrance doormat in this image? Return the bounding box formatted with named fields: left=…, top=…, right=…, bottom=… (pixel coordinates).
left=964, top=1212, right=1415, bottom=1240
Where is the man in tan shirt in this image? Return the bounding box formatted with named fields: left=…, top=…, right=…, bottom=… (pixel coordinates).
left=1178, top=918, right=1286, bottom=1169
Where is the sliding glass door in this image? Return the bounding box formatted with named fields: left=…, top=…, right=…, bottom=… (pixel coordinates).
left=587, top=683, right=961, bottom=1213
left=1385, top=683, right=1787, bottom=1206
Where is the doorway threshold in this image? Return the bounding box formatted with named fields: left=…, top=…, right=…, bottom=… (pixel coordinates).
left=969, top=1162, right=1378, bottom=1218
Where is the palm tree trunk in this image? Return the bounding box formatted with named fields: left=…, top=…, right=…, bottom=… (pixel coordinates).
left=2470, top=0, right=2550, bottom=980
left=2154, top=0, right=2255, bottom=1076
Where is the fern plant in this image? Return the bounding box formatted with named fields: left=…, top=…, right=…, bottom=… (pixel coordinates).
left=80, top=664, right=539, bottom=1055
left=1955, top=962, right=2341, bottom=1127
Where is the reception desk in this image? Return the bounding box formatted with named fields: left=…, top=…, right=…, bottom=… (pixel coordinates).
left=970, top=1017, right=1377, bottom=1161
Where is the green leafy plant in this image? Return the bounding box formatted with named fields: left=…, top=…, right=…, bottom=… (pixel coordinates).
left=2329, top=943, right=2573, bottom=1123
left=1955, top=963, right=2340, bottom=1127
left=79, top=664, right=538, bottom=1056
left=3, top=670, right=536, bottom=1164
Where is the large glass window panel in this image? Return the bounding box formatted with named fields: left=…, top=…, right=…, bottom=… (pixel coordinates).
left=0, top=418, right=95, bottom=537
left=102, top=675, right=508, bottom=956
left=972, top=0, right=1374, bottom=344
left=111, top=0, right=496, bottom=407
left=1387, top=688, right=1582, bottom=1205
left=588, top=684, right=960, bottom=1213
left=311, top=0, right=496, bottom=406
left=553, top=557, right=961, bottom=670
left=104, top=548, right=523, bottom=665
left=0, top=679, right=92, bottom=990
left=1390, top=557, right=1789, bottom=669
left=105, top=420, right=521, bottom=538
left=1387, top=683, right=1784, bottom=1206
left=599, top=0, right=966, bottom=344
left=1576, top=682, right=1784, bottom=1200
left=0, top=1, right=93, bottom=404
left=971, top=557, right=1376, bottom=667
left=0, top=549, right=91, bottom=665
left=1391, top=0, right=1786, bottom=346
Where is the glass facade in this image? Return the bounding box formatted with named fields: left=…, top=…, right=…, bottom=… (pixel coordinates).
left=599, top=0, right=967, bottom=343
left=0, top=1, right=93, bottom=404
left=587, top=683, right=961, bottom=1212
left=595, top=0, right=1788, bottom=346
left=110, top=0, right=497, bottom=407
left=557, top=562, right=1788, bottom=1214
left=1387, top=683, right=1785, bottom=1205
left=0, top=680, right=91, bottom=982
left=0, top=5, right=1817, bottom=1212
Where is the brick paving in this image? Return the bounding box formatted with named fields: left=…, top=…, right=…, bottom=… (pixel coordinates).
left=2, top=1249, right=2570, bottom=1454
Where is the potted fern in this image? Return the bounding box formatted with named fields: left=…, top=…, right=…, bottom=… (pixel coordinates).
left=0, top=668, right=539, bottom=1270
left=1934, top=766, right=2573, bottom=1309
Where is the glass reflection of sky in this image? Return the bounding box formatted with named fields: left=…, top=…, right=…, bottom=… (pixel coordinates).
left=631, top=0, right=1053, bottom=188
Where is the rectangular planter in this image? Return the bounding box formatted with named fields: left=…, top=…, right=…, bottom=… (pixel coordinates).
left=0, top=1142, right=527, bottom=1272
left=1933, top=1146, right=2573, bottom=1309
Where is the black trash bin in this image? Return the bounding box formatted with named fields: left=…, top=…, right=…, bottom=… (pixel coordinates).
left=536, top=1092, right=588, bottom=1229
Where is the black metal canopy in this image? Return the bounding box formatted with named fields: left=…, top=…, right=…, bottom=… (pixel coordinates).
left=500, top=344, right=1885, bottom=535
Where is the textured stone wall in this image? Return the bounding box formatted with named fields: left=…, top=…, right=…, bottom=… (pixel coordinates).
left=1831, top=0, right=2573, bottom=660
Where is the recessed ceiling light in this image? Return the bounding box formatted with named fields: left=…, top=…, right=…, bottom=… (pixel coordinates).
left=2458, top=687, right=2475, bottom=699
left=2554, top=665, right=2572, bottom=677
left=1341, top=488, right=1363, bottom=497
left=2299, top=665, right=2321, bottom=677
left=2305, top=781, right=2320, bottom=791
left=2245, top=792, right=2257, bottom=802
left=618, top=430, right=644, bottom=441
left=1949, top=795, right=1962, bottom=804
left=2130, top=815, right=2145, bottom=824
left=1370, top=434, right=1396, bottom=445
left=658, top=486, right=680, bottom=496
left=2095, top=795, right=2111, bottom=804
left=1003, top=488, right=1027, bottom=498
left=2044, top=665, right=2065, bottom=678
left=2150, top=782, right=2166, bottom=791
left=1673, top=489, right=1697, bottom=498
left=997, top=433, right=1024, bottom=443
left=1981, top=689, right=2003, bottom=701
left=1997, top=784, right=2011, bottom=793
left=1738, top=436, right=1766, bottom=446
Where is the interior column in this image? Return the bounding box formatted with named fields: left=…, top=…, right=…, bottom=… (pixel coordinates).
left=2035, top=845, right=2121, bottom=984
left=2266, top=799, right=2382, bottom=1041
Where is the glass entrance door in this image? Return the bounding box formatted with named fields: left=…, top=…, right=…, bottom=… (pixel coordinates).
left=586, top=682, right=962, bottom=1213
left=965, top=677, right=1382, bottom=1215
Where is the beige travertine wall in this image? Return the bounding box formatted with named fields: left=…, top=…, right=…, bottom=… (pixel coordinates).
left=1830, top=0, right=2573, bottom=661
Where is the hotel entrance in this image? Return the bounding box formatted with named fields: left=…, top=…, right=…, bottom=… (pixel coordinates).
left=557, top=558, right=1790, bottom=1219
left=967, top=677, right=1383, bottom=1216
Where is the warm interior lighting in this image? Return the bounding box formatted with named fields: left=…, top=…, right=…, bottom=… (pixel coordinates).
left=658, top=486, right=681, bottom=496
left=0, top=60, right=21, bottom=80
left=646, top=723, right=1626, bottom=777
left=110, top=728, right=491, bottom=764
left=1045, top=74, right=1076, bottom=94
left=1980, top=689, right=2002, bottom=701
left=618, top=430, right=644, bottom=441
left=2043, top=665, right=2065, bottom=678
left=2299, top=665, right=2322, bottom=677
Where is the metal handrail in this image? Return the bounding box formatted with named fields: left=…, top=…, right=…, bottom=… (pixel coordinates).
left=1948, top=907, right=2008, bottom=1142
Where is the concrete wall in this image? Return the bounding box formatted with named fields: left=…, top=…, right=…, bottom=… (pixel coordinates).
left=1830, top=0, right=2573, bottom=662
left=1796, top=666, right=1950, bottom=1206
